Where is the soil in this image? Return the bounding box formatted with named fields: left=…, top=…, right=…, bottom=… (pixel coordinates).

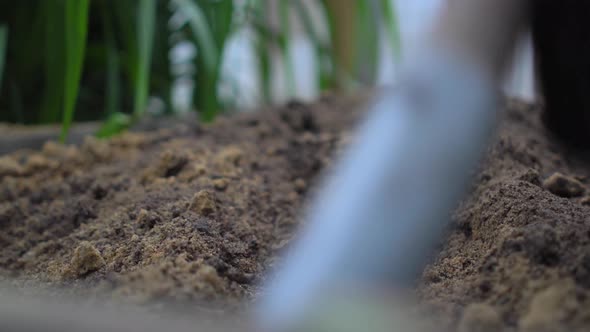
left=0, top=95, right=362, bottom=314
left=419, top=99, right=590, bottom=332
left=2, top=95, right=590, bottom=331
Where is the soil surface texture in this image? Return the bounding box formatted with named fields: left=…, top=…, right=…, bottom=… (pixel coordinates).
left=1, top=95, right=590, bottom=331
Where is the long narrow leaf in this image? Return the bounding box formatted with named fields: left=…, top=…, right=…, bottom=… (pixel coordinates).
left=172, top=0, right=218, bottom=71
left=379, top=0, right=402, bottom=62
left=41, top=2, right=65, bottom=123
left=355, top=0, right=379, bottom=85
left=292, top=0, right=334, bottom=91
left=247, top=1, right=272, bottom=103
left=210, top=0, right=233, bottom=50
left=321, top=0, right=355, bottom=89
left=0, top=25, right=7, bottom=92
left=150, top=0, right=175, bottom=114
left=60, top=0, right=90, bottom=142
left=133, top=0, right=156, bottom=117
left=174, top=0, right=234, bottom=121
left=255, top=35, right=271, bottom=103
left=279, top=0, right=296, bottom=96
left=102, top=3, right=121, bottom=117
left=112, top=1, right=139, bottom=94
left=200, top=0, right=233, bottom=120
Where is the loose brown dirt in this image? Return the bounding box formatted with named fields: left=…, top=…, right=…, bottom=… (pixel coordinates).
left=2, top=95, right=590, bottom=331
left=0, top=95, right=362, bottom=315
left=419, top=99, right=590, bottom=332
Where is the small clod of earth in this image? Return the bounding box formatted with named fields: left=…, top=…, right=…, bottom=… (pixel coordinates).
left=542, top=172, right=586, bottom=197
left=189, top=190, right=217, bottom=215
left=64, top=241, right=106, bottom=278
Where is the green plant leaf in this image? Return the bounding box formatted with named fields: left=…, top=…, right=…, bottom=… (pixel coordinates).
left=172, top=0, right=218, bottom=71
left=101, top=2, right=121, bottom=117
left=112, top=1, right=139, bottom=94
left=292, top=0, right=334, bottom=91
left=60, top=0, right=90, bottom=142
left=249, top=18, right=288, bottom=46
left=150, top=0, right=175, bottom=114
left=133, top=0, right=157, bottom=118
left=320, top=0, right=357, bottom=90
left=96, top=112, right=131, bottom=138
left=209, top=0, right=234, bottom=50
left=41, top=2, right=65, bottom=123
left=255, top=33, right=271, bottom=103
left=172, top=0, right=219, bottom=121
left=249, top=1, right=271, bottom=103
left=0, top=25, right=7, bottom=92
left=279, top=0, right=296, bottom=96
left=354, top=0, right=379, bottom=85
left=379, top=0, right=402, bottom=62
left=174, top=0, right=234, bottom=121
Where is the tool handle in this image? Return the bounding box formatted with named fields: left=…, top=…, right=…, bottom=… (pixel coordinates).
left=258, top=1, right=530, bottom=329
left=258, top=49, right=497, bottom=330
left=430, top=0, right=529, bottom=80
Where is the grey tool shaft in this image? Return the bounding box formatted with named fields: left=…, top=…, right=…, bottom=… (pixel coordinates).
left=259, top=49, right=498, bottom=329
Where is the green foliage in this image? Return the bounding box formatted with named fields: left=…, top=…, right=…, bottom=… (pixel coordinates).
left=96, top=112, right=131, bottom=138
left=355, top=0, right=380, bottom=84
left=172, top=0, right=234, bottom=122
left=134, top=0, right=157, bottom=118
left=379, top=0, right=402, bottom=61
left=41, top=1, right=65, bottom=124
left=101, top=2, right=121, bottom=118
left=279, top=0, right=296, bottom=96
left=0, top=0, right=401, bottom=138
left=0, top=25, right=7, bottom=92
left=252, top=3, right=272, bottom=102
left=292, top=1, right=333, bottom=91
left=61, top=0, right=90, bottom=142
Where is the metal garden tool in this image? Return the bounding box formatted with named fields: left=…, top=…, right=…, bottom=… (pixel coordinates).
left=258, top=0, right=530, bottom=330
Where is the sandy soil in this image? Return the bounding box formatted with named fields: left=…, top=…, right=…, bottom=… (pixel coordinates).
left=1, top=95, right=590, bottom=331
left=420, top=99, right=590, bottom=332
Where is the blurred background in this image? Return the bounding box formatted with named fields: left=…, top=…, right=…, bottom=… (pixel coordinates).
left=0, top=0, right=534, bottom=139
